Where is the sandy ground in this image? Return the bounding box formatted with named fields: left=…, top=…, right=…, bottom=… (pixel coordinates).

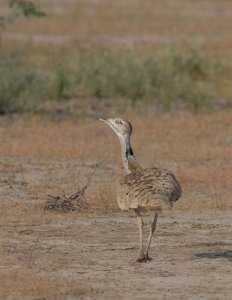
left=1, top=210, right=232, bottom=299
left=0, top=155, right=231, bottom=299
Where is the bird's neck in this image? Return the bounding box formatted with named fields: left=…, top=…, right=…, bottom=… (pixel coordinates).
left=119, top=134, right=142, bottom=174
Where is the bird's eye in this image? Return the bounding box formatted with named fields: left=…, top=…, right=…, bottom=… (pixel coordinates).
left=115, top=119, right=122, bottom=124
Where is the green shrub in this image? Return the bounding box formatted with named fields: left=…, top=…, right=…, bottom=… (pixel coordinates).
left=0, top=45, right=230, bottom=114
left=69, top=49, right=149, bottom=102
left=65, top=46, right=229, bottom=110
left=51, top=63, right=70, bottom=100
left=0, top=51, right=49, bottom=114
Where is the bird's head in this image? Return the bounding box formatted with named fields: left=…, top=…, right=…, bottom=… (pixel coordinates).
left=97, top=118, right=132, bottom=138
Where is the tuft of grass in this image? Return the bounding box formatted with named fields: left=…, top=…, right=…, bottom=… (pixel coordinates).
left=51, top=62, right=71, bottom=100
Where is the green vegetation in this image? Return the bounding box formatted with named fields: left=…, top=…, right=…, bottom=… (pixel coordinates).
left=0, top=0, right=45, bottom=30
left=51, top=46, right=232, bottom=110
left=0, top=51, right=49, bottom=114
left=0, top=45, right=231, bottom=114
left=0, top=1, right=231, bottom=114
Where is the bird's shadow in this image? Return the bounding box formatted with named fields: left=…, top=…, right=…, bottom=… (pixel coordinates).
left=196, top=250, right=232, bottom=262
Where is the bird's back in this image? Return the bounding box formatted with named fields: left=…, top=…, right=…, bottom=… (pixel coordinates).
left=117, top=167, right=182, bottom=211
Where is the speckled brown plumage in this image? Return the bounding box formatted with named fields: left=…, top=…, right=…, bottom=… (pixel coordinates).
left=117, top=167, right=182, bottom=211
left=98, top=117, right=182, bottom=262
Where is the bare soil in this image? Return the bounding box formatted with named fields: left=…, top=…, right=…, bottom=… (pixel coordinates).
left=1, top=210, right=232, bottom=300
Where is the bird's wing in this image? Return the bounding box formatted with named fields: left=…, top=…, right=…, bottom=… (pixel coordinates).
left=117, top=167, right=182, bottom=211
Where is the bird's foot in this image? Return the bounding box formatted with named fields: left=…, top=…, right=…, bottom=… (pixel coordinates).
left=136, top=253, right=146, bottom=263
left=145, top=254, right=153, bottom=261
left=136, top=253, right=152, bottom=263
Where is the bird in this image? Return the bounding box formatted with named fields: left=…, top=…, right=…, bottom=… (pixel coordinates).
left=98, top=117, right=182, bottom=262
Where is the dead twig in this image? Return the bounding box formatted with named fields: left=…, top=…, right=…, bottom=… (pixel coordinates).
left=44, top=161, right=102, bottom=213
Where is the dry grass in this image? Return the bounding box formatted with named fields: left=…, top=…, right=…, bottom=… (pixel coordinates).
left=0, top=269, right=88, bottom=299
left=0, top=110, right=231, bottom=224
left=1, top=0, right=232, bottom=57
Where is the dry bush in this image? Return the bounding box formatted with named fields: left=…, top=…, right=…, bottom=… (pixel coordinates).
left=45, top=188, right=88, bottom=213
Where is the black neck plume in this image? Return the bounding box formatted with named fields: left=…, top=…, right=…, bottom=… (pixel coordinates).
left=126, top=146, right=134, bottom=158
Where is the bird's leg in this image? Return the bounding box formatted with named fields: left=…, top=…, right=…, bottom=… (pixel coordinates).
left=134, top=208, right=146, bottom=262
left=144, top=212, right=158, bottom=261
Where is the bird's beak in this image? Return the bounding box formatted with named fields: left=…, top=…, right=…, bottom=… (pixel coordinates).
left=97, top=118, right=109, bottom=124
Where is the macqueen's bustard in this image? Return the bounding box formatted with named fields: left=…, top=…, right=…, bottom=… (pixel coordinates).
left=98, top=118, right=182, bottom=262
